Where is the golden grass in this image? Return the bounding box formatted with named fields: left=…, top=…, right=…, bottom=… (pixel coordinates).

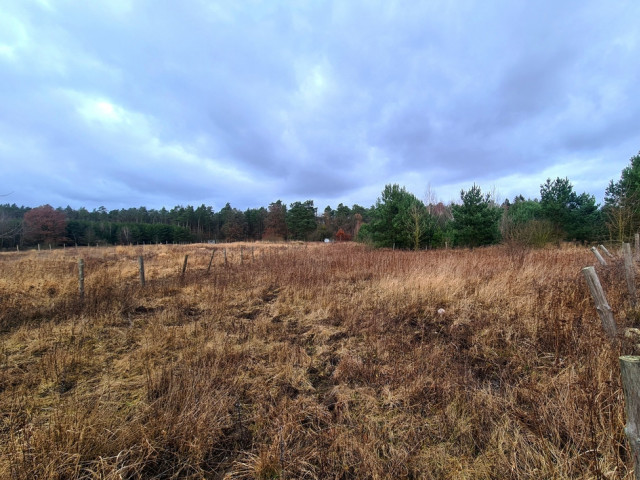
left=0, top=242, right=637, bottom=479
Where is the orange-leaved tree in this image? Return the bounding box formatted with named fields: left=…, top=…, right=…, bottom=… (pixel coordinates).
left=335, top=228, right=352, bottom=242
left=23, top=205, right=67, bottom=246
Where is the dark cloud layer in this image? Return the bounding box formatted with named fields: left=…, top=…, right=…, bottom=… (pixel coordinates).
left=2, top=0, right=639, bottom=210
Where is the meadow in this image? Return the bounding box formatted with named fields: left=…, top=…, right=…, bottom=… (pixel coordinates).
left=0, top=242, right=637, bottom=479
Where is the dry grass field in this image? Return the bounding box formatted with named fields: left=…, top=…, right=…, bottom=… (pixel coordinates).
left=0, top=242, right=638, bottom=479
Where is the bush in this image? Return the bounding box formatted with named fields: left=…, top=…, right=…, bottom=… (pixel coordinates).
left=504, top=219, right=558, bottom=247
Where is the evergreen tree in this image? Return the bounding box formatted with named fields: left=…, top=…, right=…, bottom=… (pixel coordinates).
left=220, top=206, right=248, bottom=242
left=286, top=200, right=316, bottom=240
left=264, top=200, right=288, bottom=240
left=540, top=177, right=600, bottom=242
left=604, top=151, right=640, bottom=241
left=368, top=184, right=429, bottom=249
left=451, top=184, right=502, bottom=247
left=245, top=207, right=267, bottom=240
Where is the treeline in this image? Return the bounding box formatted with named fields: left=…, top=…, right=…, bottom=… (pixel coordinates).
left=359, top=177, right=603, bottom=250
left=1, top=151, right=639, bottom=249
left=356, top=151, right=638, bottom=249
left=0, top=200, right=373, bottom=249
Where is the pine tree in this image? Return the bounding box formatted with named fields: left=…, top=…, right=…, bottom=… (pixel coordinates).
left=451, top=185, right=501, bottom=247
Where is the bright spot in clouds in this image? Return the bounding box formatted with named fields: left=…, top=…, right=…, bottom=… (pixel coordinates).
left=78, top=99, right=126, bottom=125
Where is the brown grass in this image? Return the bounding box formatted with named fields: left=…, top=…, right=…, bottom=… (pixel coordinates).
left=0, top=242, right=637, bottom=479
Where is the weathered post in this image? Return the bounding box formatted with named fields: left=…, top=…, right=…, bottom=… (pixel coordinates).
left=582, top=266, right=617, bottom=340
left=138, top=256, right=145, bottom=286
left=591, top=246, right=607, bottom=266
left=624, top=243, right=638, bottom=308
left=599, top=244, right=614, bottom=258
left=207, top=250, right=215, bottom=273
left=252, top=247, right=255, bottom=262
left=240, top=246, right=244, bottom=264
left=224, top=248, right=227, bottom=266
left=182, top=254, right=189, bottom=277
left=16, top=245, right=19, bottom=252
left=78, top=258, right=85, bottom=302
left=620, top=355, right=640, bottom=480
left=636, top=233, right=640, bottom=261
left=38, top=244, right=40, bottom=252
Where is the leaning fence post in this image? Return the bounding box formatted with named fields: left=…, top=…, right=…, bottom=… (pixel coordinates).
left=582, top=266, right=617, bottom=340
left=138, top=256, right=146, bottom=286
left=207, top=250, right=215, bottom=273
left=591, top=246, right=607, bottom=266
left=182, top=254, right=189, bottom=277
left=78, top=258, right=85, bottom=302
left=599, top=244, right=614, bottom=258
left=623, top=243, right=637, bottom=308
left=620, top=355, right=640, bottom=480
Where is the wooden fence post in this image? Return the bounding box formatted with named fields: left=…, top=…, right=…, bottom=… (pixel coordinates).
left=224, top=248, right=227, bottom=266
left=182, top=254, right=189, bottom=277
left=636, top=233, right=640, bottom=261
left=240, top=246, right=244, bottom=264
left=138, top=256, right=145, bottom=287
left=78, top=258, right=85, bottom=302
left=624, top=243, right=637, bottom=308
left=207, top=250, right=215, bottom=273
left=591, top=246, right=607, bottom=266
left=599, top=244, right=614, bottom=258
left=582, top=266, right=617, bottom=339
left=620, top=355, right=640, bottom=480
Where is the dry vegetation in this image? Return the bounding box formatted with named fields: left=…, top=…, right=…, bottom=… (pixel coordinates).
left=0, top=242, right=638, bottom=479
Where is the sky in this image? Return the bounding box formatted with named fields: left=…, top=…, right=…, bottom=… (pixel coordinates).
left=1, top=0, right=640, bottom=212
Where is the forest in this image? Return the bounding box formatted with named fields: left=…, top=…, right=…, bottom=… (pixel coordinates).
left=1, top=151, right=639, bottom=250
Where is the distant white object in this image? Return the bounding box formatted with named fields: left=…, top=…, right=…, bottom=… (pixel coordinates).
left=324, top=238, right=330, bottom=243
left=437, top=308, right=445, bottom=316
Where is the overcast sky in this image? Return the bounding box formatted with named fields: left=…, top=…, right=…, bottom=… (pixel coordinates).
left=2, top=1, right=639, bottom=212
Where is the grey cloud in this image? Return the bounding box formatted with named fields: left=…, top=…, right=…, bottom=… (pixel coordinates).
left=2, top=0, right=640, bottom=210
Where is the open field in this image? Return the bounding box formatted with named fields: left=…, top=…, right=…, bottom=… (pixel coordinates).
left=0, top=242, right=637, bottom=479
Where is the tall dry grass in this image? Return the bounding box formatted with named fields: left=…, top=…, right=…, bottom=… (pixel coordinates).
left=0, top=242, right=637, bottom=479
